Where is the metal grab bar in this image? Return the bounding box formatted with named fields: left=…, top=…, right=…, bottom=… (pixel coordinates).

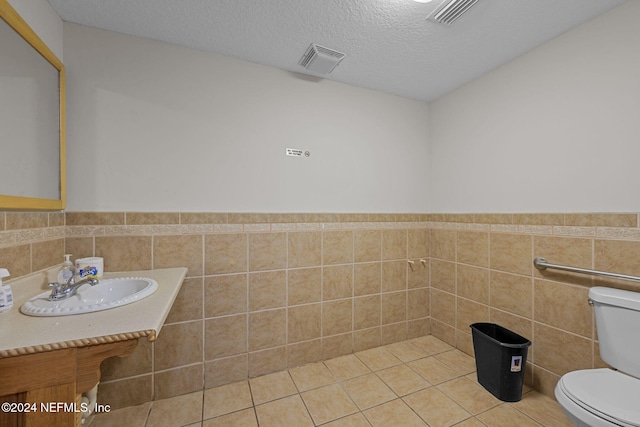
left=533, top=257, right=640, bottom=283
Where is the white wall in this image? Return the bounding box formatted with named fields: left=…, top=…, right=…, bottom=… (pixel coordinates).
left=7, top=0, right=63, bottom=60
left=63, top=23, right=430, bottom=213
left=428, top=1, right=640, bottom=213
left=55, top=1, right=640, bottom=214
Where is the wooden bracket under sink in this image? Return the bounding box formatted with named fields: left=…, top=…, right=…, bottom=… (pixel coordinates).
left=0, top=339, right=138, bottom=427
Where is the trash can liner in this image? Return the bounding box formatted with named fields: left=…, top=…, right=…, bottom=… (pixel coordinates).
left=470, top=322, right=531, bottom=402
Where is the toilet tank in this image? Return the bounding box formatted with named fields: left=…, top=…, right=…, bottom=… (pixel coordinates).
left=589, top=286, right=640, bottom=379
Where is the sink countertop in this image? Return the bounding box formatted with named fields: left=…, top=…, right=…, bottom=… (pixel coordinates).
left=0, top=267, right=187, bottom=357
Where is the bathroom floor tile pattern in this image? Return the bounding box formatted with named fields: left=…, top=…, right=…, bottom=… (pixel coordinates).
left=87, top=336, right=572, bottom=427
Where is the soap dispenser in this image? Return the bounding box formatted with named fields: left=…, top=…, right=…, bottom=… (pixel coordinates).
left=57, top=254, right=76, bottom=285
left=0, top=269, right=12, bottom=314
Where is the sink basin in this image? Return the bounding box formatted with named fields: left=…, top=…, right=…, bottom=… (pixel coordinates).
left=20, top=277, right=158, bottom=317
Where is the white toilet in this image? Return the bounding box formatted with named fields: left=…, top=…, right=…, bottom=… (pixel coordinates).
left=555, top=286, right=640, bottom=427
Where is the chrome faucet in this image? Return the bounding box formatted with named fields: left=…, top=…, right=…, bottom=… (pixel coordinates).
left=48, top=275, right=99, bottom=301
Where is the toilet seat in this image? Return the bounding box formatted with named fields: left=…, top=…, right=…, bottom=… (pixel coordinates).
left=558, top=368, right=640, bottom=427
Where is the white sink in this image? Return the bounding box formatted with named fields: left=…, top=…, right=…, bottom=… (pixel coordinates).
left=20, top=277, right=158, bottom=317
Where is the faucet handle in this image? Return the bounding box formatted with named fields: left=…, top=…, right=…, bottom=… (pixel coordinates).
left=48, top=282, right=62, bottom=298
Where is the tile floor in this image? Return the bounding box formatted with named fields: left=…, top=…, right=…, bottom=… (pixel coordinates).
left=88, top=336, right=572, bottom=427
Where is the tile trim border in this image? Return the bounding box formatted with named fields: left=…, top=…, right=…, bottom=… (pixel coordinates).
left=3, top=212, right=640, bottom=248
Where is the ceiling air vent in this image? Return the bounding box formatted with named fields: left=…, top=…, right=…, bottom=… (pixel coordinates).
left=299, top=44, right=346, bottom=74
left=429, top=0, right=479, bottom=25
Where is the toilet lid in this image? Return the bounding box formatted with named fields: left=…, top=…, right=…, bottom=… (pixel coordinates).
left=560, top=368, right=640, bottom=427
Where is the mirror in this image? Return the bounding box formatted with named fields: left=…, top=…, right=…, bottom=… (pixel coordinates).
left=0, top=0, right=65, bottom=210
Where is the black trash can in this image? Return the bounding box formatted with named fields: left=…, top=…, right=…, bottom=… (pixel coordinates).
left=470, top=323, right=531, bottom=402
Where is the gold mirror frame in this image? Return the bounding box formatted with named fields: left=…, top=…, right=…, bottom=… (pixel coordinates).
left=0, top=0, right=66, bottom=210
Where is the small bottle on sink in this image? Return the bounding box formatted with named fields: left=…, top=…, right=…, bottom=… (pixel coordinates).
left=0, top=269, right=13, bottom=314
left=57, top=254, right=76, bottom=285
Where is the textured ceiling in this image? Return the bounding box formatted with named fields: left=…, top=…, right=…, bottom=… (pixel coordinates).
left=48, top=0, right=625, bottom=102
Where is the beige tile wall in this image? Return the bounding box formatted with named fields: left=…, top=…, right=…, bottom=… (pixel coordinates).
left=426, top=213, right=640, bottom=399
left=63, top=212, right=431, bottom=409
left=0, top=211, right=65, bottom=278
left=2, top=211, right=640, bottom=408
